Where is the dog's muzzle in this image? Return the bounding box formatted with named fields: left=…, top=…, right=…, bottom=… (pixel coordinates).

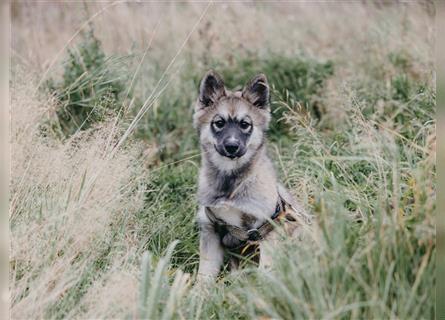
left=215, top=139, right=246, bottom=159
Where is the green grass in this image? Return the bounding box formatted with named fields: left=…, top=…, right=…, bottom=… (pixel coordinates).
left=10, top=4, right=435, bottom=319
left=138, top=47, right=434, bottom=318
left=45, top=28, right=128, bottom=139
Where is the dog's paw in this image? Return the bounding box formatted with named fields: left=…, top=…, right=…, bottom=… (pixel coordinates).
left=194, top=273, right=217, bottom=295
left=196, top=273, right=216, bottom=285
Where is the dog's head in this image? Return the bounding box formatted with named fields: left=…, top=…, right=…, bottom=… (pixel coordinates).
left=194, top=70, right=271, bottom=171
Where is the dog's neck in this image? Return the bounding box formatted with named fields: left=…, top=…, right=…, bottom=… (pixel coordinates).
left=198, top=146, right=274, bottom=205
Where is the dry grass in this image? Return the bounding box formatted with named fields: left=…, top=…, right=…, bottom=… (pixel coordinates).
left=10, top=2, right=435, bottom=319
left=10, top=68, right=147, bottom=318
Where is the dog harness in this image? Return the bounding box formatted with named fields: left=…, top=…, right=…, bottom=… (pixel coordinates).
left=204, top=196, right=294, bottom=250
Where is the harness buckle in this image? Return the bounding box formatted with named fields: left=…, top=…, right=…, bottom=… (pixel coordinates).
left=247, top=228, right=262, bottom=241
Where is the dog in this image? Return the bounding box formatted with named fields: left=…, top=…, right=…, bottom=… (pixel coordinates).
left=194, top=70, right=309, bottom=280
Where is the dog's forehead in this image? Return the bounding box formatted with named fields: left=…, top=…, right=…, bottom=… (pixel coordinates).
left=216, top=95, right=250, bottom=119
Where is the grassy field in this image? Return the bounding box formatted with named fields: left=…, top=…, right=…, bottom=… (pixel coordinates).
left=10, top=2, right=435, bottom=319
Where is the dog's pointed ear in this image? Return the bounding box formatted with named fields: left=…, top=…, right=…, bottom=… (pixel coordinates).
left=242, top=74, right=270, bottom=109
left=198, top=70, right=226, bottom=108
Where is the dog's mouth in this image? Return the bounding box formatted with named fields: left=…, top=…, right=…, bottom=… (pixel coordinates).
left=214, top=144, right=246, bottom=160
left=225, top=154, right=238, bottom=159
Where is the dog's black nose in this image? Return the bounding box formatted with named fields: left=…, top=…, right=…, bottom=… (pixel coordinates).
left=224, top=142, right=239, bottom=155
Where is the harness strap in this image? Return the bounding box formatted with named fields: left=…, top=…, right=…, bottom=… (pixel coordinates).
left=205, top=197, right=287, bottom=245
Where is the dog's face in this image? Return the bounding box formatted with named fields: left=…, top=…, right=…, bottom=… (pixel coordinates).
left=194, top=70, right=271, bottom=171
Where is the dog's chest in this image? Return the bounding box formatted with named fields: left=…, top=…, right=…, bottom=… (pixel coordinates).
left=210, top=205, right=259, bottom=229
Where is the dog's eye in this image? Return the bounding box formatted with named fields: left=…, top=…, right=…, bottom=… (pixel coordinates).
left=213, top=120, right=225, bottom=129
left=239, top=120, right=251, bottom=130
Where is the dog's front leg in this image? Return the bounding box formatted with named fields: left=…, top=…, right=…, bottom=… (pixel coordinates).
left=259, top=231, right=280, bottom=270
left=197, top=222, right=224, bottom=281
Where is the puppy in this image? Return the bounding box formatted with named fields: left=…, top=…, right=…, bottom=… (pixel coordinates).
left=194, top=70, right=309, bottom=280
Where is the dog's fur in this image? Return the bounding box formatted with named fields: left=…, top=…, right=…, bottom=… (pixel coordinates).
left=194, top=70, right=307, bottom=280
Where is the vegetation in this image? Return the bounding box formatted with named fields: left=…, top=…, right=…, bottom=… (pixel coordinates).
left=45, top=29, right=127, bottom=138
left=10, top=2, right=435, bottom=319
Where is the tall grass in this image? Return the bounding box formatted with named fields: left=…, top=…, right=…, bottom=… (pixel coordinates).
left=10, top=2, right=435, bottom=319
left=45, top=28, right=128, bottom=138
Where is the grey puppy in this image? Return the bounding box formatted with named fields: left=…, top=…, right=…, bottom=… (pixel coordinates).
left=194, top=70, right=309, bottom=280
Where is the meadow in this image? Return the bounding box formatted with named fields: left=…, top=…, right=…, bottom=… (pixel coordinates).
left=10, top=2, right=435, bottom=319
